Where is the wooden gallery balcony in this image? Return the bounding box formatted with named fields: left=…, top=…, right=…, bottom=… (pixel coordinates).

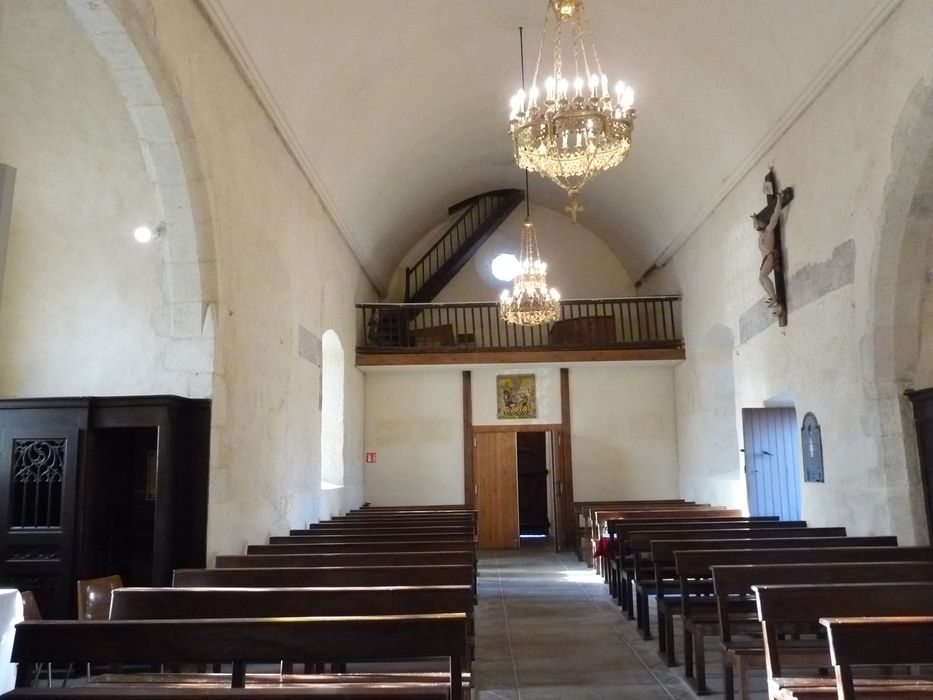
left=356, top=296, right=685, bottom=366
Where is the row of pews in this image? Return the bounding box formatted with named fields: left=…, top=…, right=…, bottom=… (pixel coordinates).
left=576, top=499, right=933, bottom=699
left=6, top=505, right=478, bottom=700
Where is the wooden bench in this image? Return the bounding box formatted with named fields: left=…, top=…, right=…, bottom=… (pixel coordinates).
left=268, top=534, right=476, bottom=545
left=702, top=551, right=933, bottom=699
left=755, top=583, right=933, bottom=700
left=573, top=500, right=687, bottom=560
left=11, top=615, right=467, bottom=698
left=174, top=565, right=474, bottom=590
left=287, top=527, right=473, bottom=538
left=643, top=528, right=849, bottom=660
left=111, top=585, right=475, bottom=675
left=608, top=517, right=790, bottom=611
left=3, top=689, right=450, bottom=699
left=627, top=531, right=882, bottom=641
left=582, top=502, right=700, bottom=566
left=589, top=506, right=742, bottom=571
left=215, top=552, right=474, bottom=569
left=260, top=540, right=475, bottom=553
left=822, top=615, right=933, bottom=700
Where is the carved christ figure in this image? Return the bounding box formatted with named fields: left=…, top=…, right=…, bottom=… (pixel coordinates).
left=752, top=169, right=793, bottom=315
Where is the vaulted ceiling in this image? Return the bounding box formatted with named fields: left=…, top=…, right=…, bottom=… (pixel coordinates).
left=202, top=0, right=895, bottom=294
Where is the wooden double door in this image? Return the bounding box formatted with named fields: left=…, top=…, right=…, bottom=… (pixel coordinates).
left=472, top=428, right=570, bottom=550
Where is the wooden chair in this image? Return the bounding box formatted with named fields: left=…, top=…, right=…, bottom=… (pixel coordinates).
left=76, top=575, right=123, bottom=679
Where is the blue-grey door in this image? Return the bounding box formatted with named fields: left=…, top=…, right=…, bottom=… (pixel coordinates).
left=742, top=407, right=802, bottom=520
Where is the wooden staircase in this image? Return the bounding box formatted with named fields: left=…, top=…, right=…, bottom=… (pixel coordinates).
left=405, top=189, right=524, bottom=303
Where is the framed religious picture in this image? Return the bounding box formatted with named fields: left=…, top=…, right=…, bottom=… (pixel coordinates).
left=801, top=412, right=824, bottom=483
left=497, top=374, right=537, bottom=419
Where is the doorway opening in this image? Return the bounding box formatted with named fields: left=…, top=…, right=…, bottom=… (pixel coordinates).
left=472, top=426, right=563, bottom=550
left=82, top=427, right=158, bottom=586
left=517, top=431, right=551, bottom=539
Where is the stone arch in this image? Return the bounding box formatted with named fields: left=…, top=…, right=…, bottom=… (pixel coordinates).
left=65, top=0, right=218, bottom=396
left=865, top=79, right=933, bottom=544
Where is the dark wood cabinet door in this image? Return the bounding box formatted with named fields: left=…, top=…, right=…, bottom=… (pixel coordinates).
left=0, top=404, right=87, bottom=618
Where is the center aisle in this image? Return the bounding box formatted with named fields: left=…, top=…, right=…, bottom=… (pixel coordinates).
left=473, top=542, right=696, bottom=700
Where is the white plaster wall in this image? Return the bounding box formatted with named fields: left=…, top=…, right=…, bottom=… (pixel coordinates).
left=569, top=365, right=680, bottom=501
left=472, top=367, right=561, bottom=426
left=364, top=370, right=465, bottom=506
left=0, top=0, right=179, bottom=396
left=642, top=1, right=933, bottom=541
left=674, top=326, right=747, bottom=509
left=386, top=204, right=634, bottom=302
left=107, top=0, right=375, bottom=556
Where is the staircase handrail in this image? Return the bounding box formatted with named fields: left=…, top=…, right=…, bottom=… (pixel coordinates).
left=405, top=189, right=523, bottom=300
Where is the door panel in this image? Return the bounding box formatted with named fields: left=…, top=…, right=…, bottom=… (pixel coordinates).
left=474, top=432, right=519, bottom=549
left=0, top=406, right=86, bottom=618
left=742, top=407, right=801, bottom=520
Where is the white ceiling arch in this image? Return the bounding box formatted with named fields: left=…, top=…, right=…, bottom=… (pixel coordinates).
left=202, top=0, right=899, bottom=295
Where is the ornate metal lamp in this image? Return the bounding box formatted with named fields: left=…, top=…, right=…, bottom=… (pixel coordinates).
left=508, top=0, right=636, bottom=221
left=499, top=175, right=561, bottom=326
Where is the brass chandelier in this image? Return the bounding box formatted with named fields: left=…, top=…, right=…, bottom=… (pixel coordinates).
left=499, top=180, right=561, bottom=326
left=508, top=0, right=636, bottom=221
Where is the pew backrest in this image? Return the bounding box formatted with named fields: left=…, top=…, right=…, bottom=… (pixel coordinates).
left=821, top=615, right=933, bottom=700
left=12, top=614, right=467, bottom=690
left=707, top=558, right=933, bottom=642
left=111, top=585, right=474, bottom=620
left=215, top=551, right=474, bottom=569
left=753, top=582, right=933, bottom=679
left=173, top=565, right=474, bottom=588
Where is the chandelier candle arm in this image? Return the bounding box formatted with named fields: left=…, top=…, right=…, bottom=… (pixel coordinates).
left=509, top=0, right=636, bottom=220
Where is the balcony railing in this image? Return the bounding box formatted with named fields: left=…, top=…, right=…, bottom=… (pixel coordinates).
left=356, top=296, right=682, bottom=357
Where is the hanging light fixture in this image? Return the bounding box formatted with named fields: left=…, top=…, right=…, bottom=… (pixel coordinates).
left=499, top=174, right=561, bottom=326
left=508, top=0, right=636, bottom=222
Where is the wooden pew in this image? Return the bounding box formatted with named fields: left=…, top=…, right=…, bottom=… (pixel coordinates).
left=352, top=505, right=470, bottom=512
left=297, top=521, right=474, bottom=530
left=755, top=583, right=933, bottom=700
left=174, top=566, right=474, bottom=589
left=248, top=542, right=471, bottom=555
left=268, top=534, right=476, bottom=545
left=634, top=536, right=897, bottom=645
left=215, top=552, right=474, bottom=569
left=702, top=552, right=933, bottom=699
left=822, top=615, right=933, bottom=700
left=259, top=540, right=474, bottom=553
left=580, top=502, right=697, bottom=565
left=589, top=507, right=742, bottom=570
left=608, top=517, right=791, bottom=611
left=11, top=614, right=467, bottom=698
left=644, top=528, right=848, bottom=663
left=111, top=585, right=475, bottom=676
left=3, top=689, right=449, bottom=699
left=287, top=527, right=473, bottom=538
left=572, top=500, right=687, bottom=560
left=587, top=505, right=725, bottom=569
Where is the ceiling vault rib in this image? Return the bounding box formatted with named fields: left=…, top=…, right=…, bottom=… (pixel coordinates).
left=196, top=0, right=387, bottom=297
left=635, top=0, right=903, bottom=286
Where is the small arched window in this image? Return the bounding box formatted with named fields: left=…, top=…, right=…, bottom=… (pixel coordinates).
left=320, top=330, right=344, bottom=489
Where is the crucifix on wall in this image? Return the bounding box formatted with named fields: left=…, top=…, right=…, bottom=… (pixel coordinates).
left=752, top=167, right=793, bottom=326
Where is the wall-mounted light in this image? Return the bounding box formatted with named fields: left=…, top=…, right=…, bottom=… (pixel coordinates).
left=133, top=222, right=164, bottom=243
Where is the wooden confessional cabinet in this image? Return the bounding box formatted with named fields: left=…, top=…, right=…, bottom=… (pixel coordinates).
left=0, top=396, right=210, bottom=618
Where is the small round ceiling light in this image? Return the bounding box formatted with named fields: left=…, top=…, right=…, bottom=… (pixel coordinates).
left=491, top=253, right=520, bottom=282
